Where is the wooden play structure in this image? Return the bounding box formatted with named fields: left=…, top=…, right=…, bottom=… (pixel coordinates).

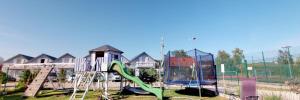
left=4, top=63, right=74, bottom=97
left=24, top=66, right=54, bottom=96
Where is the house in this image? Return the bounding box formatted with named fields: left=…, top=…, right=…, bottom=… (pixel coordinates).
left=3, top=54, right=33, bottom=64
left=121, top=55, right=130, bottom=65
left=2, top=54, right=34, bottom=81
left=52, top=53, right=76, bottom=81
left=53, top=53, right=75, bottom=63
left=2, top=44, right=129, bottom=81
left=2, top=53, right=75, bottom=81
left=129, top=52, right=158, bottom=69
left=27, top=54, right=57, bottom=63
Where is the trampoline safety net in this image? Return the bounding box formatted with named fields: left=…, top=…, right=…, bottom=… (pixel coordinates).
left=163, top=49, right=217, bottom=86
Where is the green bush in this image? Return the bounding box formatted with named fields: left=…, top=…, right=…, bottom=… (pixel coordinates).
left=19, top=70, right=39, bottom=87
left=139, top=68, right=158, bottom=84
left=0, top=72, right=8, bottom=84
left=58, top=69, right=66, bottom=83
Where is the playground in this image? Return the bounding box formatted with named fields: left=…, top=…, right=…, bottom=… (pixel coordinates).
left=1, top=45, right=300, bottom=100
left=0, top=47, right=226, bottom=100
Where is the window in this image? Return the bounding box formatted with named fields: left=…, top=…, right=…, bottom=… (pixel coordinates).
left=114, top=55, right=119, bottom=60
left=145, top=57, right=149, bottom=62
left=16, top=58, right=22, bottom=64
left=62, top=58, right=70, bottom=63
left=62, top=58, right=66, bottom=63
left=96, top=52, right=104, bottom=58
left=139, top=57, right=143, bottom=62
left=69, top=58, right=73, bottom=63
left=40, top=59, right=45, bottom=63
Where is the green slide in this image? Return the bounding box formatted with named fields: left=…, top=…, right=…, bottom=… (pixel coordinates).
left=110, top=61, right=163, bottom=100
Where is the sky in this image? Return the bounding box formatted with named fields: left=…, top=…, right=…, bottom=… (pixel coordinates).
left=0, top=0, right=300, bottom=60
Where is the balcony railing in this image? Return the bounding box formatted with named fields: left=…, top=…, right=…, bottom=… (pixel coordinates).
left=135, top=62, right=156, bottom=68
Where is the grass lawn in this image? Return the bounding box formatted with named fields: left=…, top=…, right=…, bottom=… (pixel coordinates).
left=0, top=89, right=226, bottom=100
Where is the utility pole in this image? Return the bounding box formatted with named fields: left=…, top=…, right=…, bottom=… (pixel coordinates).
left=282, top=46, right=293, bottom=79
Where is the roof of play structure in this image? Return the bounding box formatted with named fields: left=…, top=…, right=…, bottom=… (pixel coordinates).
left=90, top=45, right=123, bottom=53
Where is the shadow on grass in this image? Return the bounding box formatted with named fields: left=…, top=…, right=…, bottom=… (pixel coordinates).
left=175, top=88, right=218, bottom=97
left=35, top=90, right=70, bottom=98
left=0, top=93, right=24, bottom=100
left=111, top=89, right=158, bottom=99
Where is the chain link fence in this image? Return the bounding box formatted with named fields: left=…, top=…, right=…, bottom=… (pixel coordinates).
left=216, top=48, right=300, bottom=84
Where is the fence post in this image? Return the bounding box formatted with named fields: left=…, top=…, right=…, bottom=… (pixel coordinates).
left=262, top=51, right=268, bottom=81
left=243, top=60, right=248, bottom=78
left=252, top=56, right=255, bottom=78
left=286, top=47, right=293, bottom=79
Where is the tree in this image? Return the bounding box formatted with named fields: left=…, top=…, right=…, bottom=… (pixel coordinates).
left=232, top=48, right=244, bottom=66
left=216, top=50, right=231, bottom=66
left=18, top=70, right=38, bottom=87
left=277, top=50, right=294, bottom=64
left=0, top=72, right=7, bottom=84
left=139, top=68, right=158, bottom=84
left=58, top=69, right=66, bottom=83
left=173, top=50, right=188, bottom=57
left=0, top=72, right=8, bottom=93
left=58, top=69, right=66, bottom=88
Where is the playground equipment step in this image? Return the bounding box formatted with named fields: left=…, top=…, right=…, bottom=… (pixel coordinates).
left=24, top=67, right=54, bottom=97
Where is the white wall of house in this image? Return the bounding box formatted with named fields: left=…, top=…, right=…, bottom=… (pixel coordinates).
left=121, top=55, right=129, bottom=64
left=55, top=56, right=75, bottom=63
left=2, top=54, right=75, bottom=81
left=30, top=58, right=54, bottom=63
left=4, top=56, right=29, bottom=64
left=2, top=56, right=32, bottom=81
left=2, top=56, right=31, bottom=81
left=130, top=54, right=156, bottom=69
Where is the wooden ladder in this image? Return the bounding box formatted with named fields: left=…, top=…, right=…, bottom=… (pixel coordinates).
left=24, top=66, right=54, bottom=97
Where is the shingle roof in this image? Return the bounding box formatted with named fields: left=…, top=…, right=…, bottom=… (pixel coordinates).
left=129, top=52, right=155, bottom=63
left=27, top=53, right=57, bottom=63
left=4, top=54, right=33, bottom=63
left=90, top=45, right=123, bottom=53
left=54, top=53, right=75, bottom=62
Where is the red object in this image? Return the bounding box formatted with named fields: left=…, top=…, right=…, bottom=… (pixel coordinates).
left=169, top=57, right=195, bottom=67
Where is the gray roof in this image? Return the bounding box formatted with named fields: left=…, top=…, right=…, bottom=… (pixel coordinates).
left=27, top=53, right=57, bottom=63
left=129, top=52, right=156, bottom=63
left=54, top=53, right=75, bottom=62
left=4, top=54, right=34, bottom=63
left=90, top=45, right=123, bottom=53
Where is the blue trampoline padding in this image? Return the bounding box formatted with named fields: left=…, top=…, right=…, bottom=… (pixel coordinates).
left=164, top=80, right=216, bottom=85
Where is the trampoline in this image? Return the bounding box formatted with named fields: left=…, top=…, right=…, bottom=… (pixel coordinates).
left=163, top=49, right=218, bottom=94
